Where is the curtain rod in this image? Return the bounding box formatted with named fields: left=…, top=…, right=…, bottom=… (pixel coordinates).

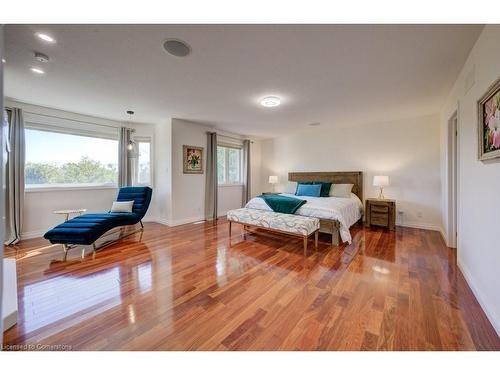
left=5, top=107, right=131, bottom=130
left=209, top=131, right=253, bottom=143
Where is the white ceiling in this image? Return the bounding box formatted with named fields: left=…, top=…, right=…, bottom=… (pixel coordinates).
left=4, top=24, right=482, bottom=137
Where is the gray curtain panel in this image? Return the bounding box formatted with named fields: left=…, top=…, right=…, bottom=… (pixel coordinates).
left=205, top=132, right=218, bottom=220
left=118, top=127, right=132, bottom=187
left=5, top=108, right=25, bottom=245
left=241, top=139, right=251, bottom=205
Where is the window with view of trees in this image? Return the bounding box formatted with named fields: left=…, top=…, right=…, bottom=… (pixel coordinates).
left=217, top=145, right=241, bottom=185
left=25, top=128, right=119, bottom=189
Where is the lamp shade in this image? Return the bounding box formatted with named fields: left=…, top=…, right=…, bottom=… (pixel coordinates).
left=268, top=175, right=279, bottom=184
left=373, top=175, right=389, bottom=187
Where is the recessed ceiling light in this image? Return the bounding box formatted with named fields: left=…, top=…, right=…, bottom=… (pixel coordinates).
left=260, top=96, right=281, bottom=107
left=163, top=39, right=191, bottom=57
left=1, top=58, right=5, bottom=64
left=36, top=33, right=55, bottom=43
left=309, top=122, right=321, bottom=127
left=31, top=67, right=45, bottom=74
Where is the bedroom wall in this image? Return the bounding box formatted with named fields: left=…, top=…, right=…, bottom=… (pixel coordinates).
left=5, top=100, right=157, bottom=239
left=440, top=24, right=500, bottom=335
left=170, top=119, right=209, bottom=225
left=169, top=118, right=262, bottom=226
left=260, top=114, right=442, bottom=231
left=153, top=120, right=173, bottom=224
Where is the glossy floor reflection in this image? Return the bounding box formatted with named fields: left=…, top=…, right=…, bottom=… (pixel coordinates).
left=3, top=221, right=500, bottom=350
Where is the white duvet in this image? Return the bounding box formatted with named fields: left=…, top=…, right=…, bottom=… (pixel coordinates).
left=245, top=193, right=363, bottom=243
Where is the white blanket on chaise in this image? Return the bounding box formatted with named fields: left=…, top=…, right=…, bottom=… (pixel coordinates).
left=245, top=193, right=363, bottom=243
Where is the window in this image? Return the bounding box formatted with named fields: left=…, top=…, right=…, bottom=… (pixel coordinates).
left=217, top=145, right=241, bottom=185
left=132, top=138, right=152, bottom=186
left=25, top=127, right=118, bottom=189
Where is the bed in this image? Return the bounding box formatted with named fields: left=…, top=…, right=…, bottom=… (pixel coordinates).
left=245, top=171, right=363, bottom=245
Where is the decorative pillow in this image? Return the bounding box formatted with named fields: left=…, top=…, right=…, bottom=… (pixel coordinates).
left=330, top=184, right=354, bottom=198
left=283, top=181, right=298, bottom=194
left=296, top=181, right=332, bottom=197
left=317, top=182, right=332, bottom=197
left=296, top=183, right=322, bottom=197
left=110, top=200, right=134, bottom=213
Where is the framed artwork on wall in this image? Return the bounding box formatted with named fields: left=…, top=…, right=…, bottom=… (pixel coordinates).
left=478, top=77, right=500, bottom=161
left=183, top=145, right=204, bottom=174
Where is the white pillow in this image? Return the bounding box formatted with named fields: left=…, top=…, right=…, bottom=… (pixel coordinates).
left=110, top=200, right=134, bottom=213
left=330, top=183, right=354, bottom=198
left=283, top=181, right=298, bottom=194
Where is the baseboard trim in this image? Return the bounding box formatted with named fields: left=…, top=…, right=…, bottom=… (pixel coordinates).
left=142, top=216, right=159, bottom=223
left=457, top=258, right=500, bottom=337
left=20, top=230, right=45, bottom=240
left=163, top=216, right=206, bottom=227
left=396, top=221, right=442, bottom=232
left=152, top=218, right=170, bottom=226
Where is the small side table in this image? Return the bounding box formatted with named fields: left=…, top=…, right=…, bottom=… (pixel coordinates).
left=365, top=199, right=396, bottom=231
left=53, top=208, right=87, bottom=222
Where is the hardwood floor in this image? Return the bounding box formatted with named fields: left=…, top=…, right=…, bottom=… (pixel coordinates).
left=3, top=220, right=499, bottom=350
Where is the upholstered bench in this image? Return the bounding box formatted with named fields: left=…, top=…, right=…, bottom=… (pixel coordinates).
left=227, top=208, right=320, bottom=256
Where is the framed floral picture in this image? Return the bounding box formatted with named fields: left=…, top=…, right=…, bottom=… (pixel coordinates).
left=183, top=145, right=204, bottom=174
left=478, top=77, right=500, bottom=161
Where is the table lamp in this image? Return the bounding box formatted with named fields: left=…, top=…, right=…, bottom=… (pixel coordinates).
left=268, top=175, right=278, bottom=193
left=373, top=175, right=389, bottom=199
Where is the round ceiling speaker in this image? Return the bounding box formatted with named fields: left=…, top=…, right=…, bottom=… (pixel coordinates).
left=163, top=39, right=191, bottom=57
left=34, top=52, right=49, bottom=63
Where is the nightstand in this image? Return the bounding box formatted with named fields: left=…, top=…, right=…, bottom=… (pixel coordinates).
left=365, top=199, right=396, bottom=231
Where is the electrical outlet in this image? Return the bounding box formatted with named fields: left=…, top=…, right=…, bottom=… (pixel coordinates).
left=417, top=211, right=423, bottom=218
left=398, top=210, right=404, bottom=216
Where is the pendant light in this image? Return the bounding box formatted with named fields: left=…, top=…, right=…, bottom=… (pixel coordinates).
left=126, top=110, right=135, bottom=151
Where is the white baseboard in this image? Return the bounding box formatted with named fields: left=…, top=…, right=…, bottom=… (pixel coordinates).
left=20, top=230, right=46, bottom=240
left=396, top=222, right=450, bottom=245
left=396, top=221, right=442, bottom=232
left=457, top=258, right=500, bottom=337
left=152, top=217, right=170, bottom=226
left=155, top=215, right=206, bottom=227
left=142, top=216, right=159, bottom=223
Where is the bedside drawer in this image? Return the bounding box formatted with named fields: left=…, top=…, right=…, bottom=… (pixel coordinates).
left=371, top=215, right=388, bottom=226
left=365, top=199, right=395, bottom=230
left=371, top=205, right=388, bottom=214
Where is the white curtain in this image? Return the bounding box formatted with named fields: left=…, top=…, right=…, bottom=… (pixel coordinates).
left=205, top=132, right=218, bottom=220
left=118, top=127, right=132, bottom=187
left=241, top=139, right=251, bottom=205
left=5, top=108, right=25, bottom=245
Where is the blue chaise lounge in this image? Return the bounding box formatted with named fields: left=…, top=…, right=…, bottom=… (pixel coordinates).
left=44, top=186, right=152, bottom=258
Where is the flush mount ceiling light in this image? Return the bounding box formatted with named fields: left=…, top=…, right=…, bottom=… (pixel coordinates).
left=260, top=96, right=281, bottom=107
left=1, top=58, right=5, bottom=64
left=31, top=67, right=45, bottom=74
left=163, top=39, right=191, bottom=57
left=36, top=33, right=55, bottom=43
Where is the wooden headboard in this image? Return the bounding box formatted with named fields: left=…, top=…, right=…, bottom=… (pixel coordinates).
left=288, top=171, right=363, bottom=201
